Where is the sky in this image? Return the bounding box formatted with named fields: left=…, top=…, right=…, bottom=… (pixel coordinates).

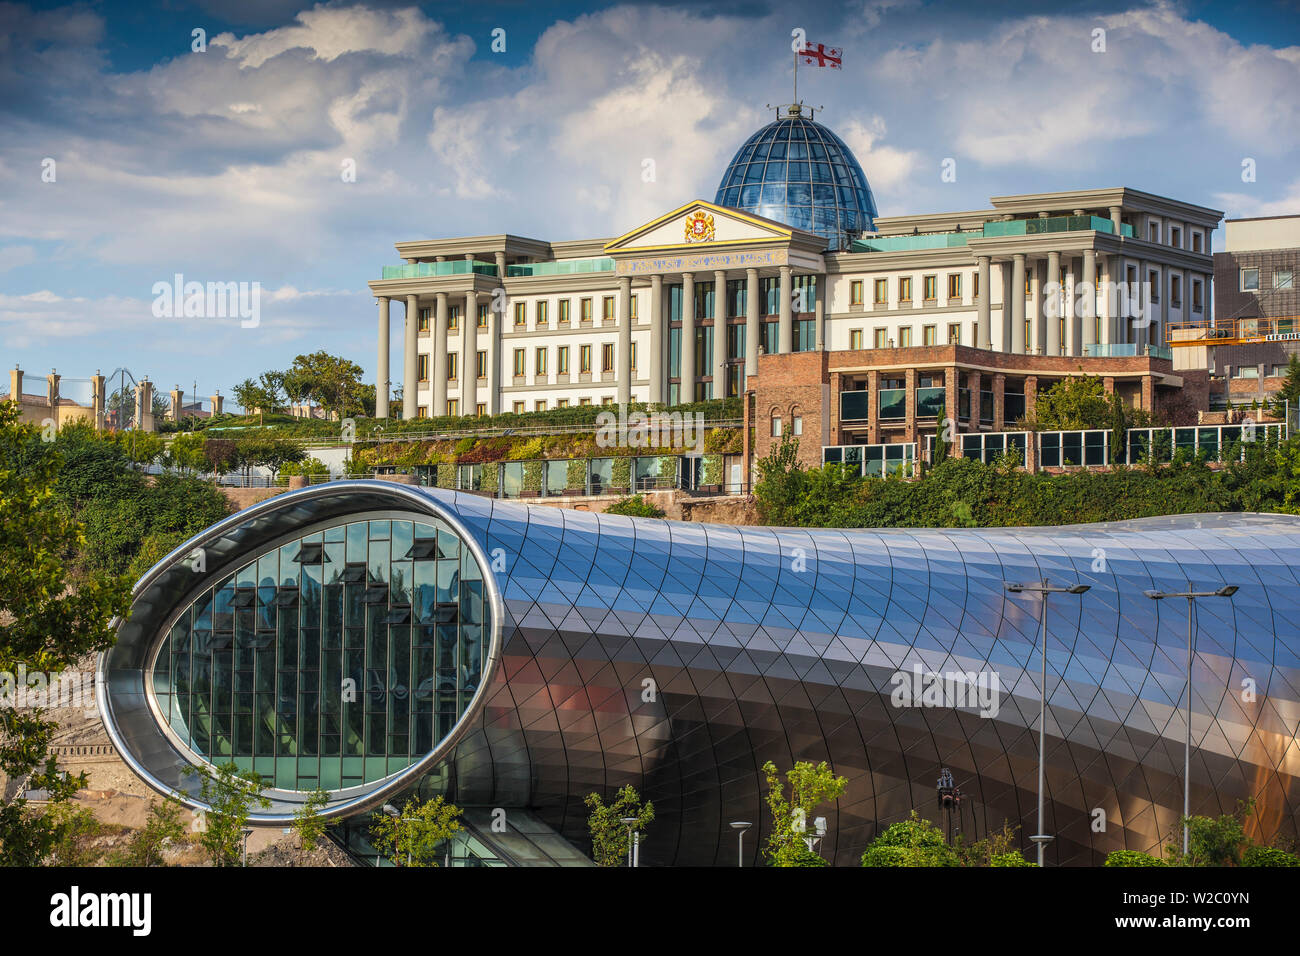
left=2, top=0, right=1299, bottom=407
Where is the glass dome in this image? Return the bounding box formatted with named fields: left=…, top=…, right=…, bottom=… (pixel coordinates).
left=714, top=106, right=878, bottom=251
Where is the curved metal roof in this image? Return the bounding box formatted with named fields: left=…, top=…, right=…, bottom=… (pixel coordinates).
left=100, top=484, right=1300, bottom=859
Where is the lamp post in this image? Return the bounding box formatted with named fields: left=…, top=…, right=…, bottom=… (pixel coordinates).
left=1144, top=582, right=1238, bottom=858
left=240, top=827, right=254, bottom=867
left=620, top=816, right=640, bottom=868
left=382, top=803, right=409, bottom=867
left=1004, top=577, right=1091, bottom=866
left=730, top=821, right=752, bottom=867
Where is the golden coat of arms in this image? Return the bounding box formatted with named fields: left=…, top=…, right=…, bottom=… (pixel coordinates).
left=684, top=210, right=715, bottom=243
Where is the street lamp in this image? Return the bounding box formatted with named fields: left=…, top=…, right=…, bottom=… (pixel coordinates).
left=382, top=803, right=410, bottom=867
left=240, top=827, right=254, bottom=867
left=1144, top=582, right=1238, bottom=857
left=729, top=821, right=752, bottom=867
left=1004, top=577, right=1091, bottom=866
left=620, top=816, right=641, bottom=868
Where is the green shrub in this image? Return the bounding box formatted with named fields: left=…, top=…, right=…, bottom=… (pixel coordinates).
left=1241, top=845, right=1300, bottom=867
left=1104, top=850, right=1167, bottom=867
left=861, top=812, right=959, bottom=867
left=701, top=453, right=722, bottom=485
left=566, top=458, right=587, bottom=491
left=989, top=850, right=1034, bottom=867
left=604, top=495, right=665, bottom=518
left=481, top=464, right=499, bottom=494
left=522, top=460, right=543, bottom=493
left=611, top=457, right=631, bottom=491
left=436, top=463, right=455, bottom=490
left=510, top=436, right=545, bottom=461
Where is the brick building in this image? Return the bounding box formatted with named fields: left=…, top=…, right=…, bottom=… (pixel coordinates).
left=755, top=346, right=1208, bottom=470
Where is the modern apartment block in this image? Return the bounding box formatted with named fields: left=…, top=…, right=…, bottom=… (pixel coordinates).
left=1195, top=215, right=1300, bottom=406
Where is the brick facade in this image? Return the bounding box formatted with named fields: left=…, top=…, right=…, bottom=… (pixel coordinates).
left=754, top=343, right=1195, bottom=469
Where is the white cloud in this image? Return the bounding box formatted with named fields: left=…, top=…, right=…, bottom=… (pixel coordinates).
left=2, top=0, right=1299, bottom=392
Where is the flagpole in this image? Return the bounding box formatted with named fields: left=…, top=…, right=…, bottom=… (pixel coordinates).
left=793, top=47, right=798, bottom=107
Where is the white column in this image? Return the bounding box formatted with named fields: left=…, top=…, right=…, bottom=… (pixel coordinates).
left=1098, top=255, right=1111, bottom=347
left=1045, top=251, right=1061, bottom=356
left=814, top=275, right=825, bottom=351
left=976, top=256, right=991, bottom=350
left=778, top=265, right=792, bottom=353
left=681, top=273, right=695, bottom=403
left=745, top=268, right=760, bottom=387
left=712, top=270, right=727, bottom=399
left=618, top=275, right=633, bottom=406
left=403, top=294, right=418, bottom=419
left=649, top=274, right=664, bottom=404
left=464, top=290, right=476, bottom=413
left=1082, top=250, right=1097, bottom=353
left=434, top=292, right=448, bottom=416
left=1011, top=254, right=1026, bottom=353
left=376, top=296, right=390, bottom=419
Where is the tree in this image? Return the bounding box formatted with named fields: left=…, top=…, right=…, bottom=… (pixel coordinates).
left=44, top=803, right=107, bottom=865
left=203, top=437, right=238, bottom=476
left=753, top=435, right=807, bottom=525
left=584, top=785, right=655, bottom=866
left=369, top=795, right=462, bottom=867
left=761, top=759, right=847, bottom=866
left=183, top=761, right=270, bottom=866
left=165, top=431, right=207, bottom=474
left=1167, top=799, right=1254, bottom=866
left=106, top=797, right=188, bottom=866
left=0, top=401, right=132, bottom=865
left=1031, top=374, right=1112, bottom=430
left=861, top=811, right=959, bottom=867
left=293, top=789, right=330, bottom=859
left=285, top=352, right=367, bottom=421
left=113, top=429, right=165, bottom=470
left=1272, top=353, right=1300, bottom=416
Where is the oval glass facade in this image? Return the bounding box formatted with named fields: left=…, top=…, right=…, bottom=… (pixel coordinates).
left=149, top=515, right=489, bottom=792
left=713, top=114, right=878, bottom=250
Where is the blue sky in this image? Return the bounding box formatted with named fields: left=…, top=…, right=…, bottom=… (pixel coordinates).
left=2, top=0, right=1299, bottom=407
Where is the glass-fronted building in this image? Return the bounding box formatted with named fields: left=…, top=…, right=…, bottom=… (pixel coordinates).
left=100, top=484, right=1300, bottom=865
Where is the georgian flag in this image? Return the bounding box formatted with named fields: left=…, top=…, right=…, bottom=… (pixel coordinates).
left=800, top=42, right=842, bottom=69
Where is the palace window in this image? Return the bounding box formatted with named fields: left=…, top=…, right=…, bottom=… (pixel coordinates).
left=874, top=278, right=888, bottom=305
left=899, top=277, right=913, bottom=303
left=850, top=280, right=864, bottom=306
left=580, top=344, right=593, bottom=373
left=535, top=347, right=548, bottom=375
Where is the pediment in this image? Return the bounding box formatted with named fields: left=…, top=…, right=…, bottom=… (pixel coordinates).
left=604, top=200, right=792, bottom=254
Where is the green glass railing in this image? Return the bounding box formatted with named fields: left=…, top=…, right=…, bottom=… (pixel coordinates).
left=507, top=258, right=615, bottom=277
left=852, top=232, right=972, bottom=253
left=1084, top=343, right=1173, bottom=360
left=381, top=260, right=498, bottom=279
left=981, top=215, right=1123, bottom=238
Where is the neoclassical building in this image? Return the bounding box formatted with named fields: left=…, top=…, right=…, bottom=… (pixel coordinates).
left=368, top=105, right=1222, bottom=420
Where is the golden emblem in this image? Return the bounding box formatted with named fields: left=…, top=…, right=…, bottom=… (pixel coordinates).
left=684, top=210, right=715, bottom=243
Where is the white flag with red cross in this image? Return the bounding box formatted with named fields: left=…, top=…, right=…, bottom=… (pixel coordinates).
left=799, top=42, right=842, bottom=69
